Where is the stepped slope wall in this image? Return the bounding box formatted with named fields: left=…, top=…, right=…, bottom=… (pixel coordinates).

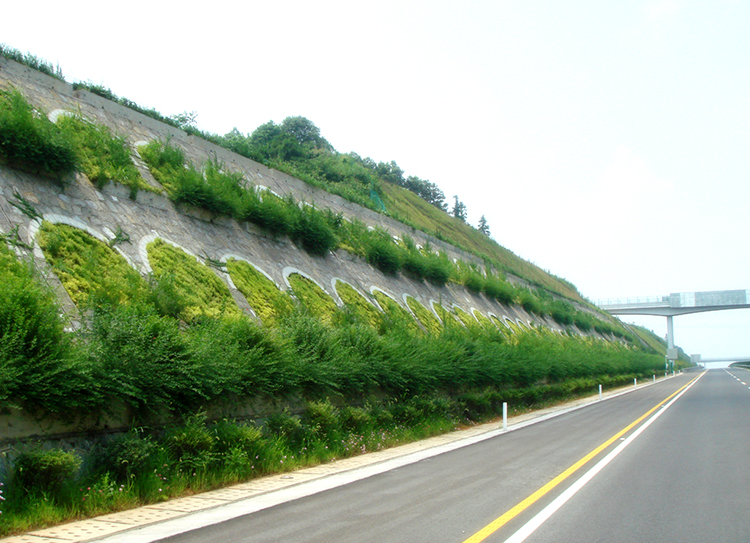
left=0, top=57, right=581, bottom=445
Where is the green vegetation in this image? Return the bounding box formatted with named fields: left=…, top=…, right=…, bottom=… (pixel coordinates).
left=138, top=140, right=337, bottom=257
left=0, top=88, right=77, bottom=180
left=287, top=273, right=339, bottom=325
left=146, top=239, right=241, bottom=321
left=372, top=290, right=421, bottom=334
left=405, top=296, right=441, bottom=334
left=55, top=114, right=153, bottom=198
left=37, top=222, right=143, bottom=306
left=335, top=280, right=382, bottom=328
left=225, top=259, right=294, bottom=326
left=0, top=44, right=64, bottom=81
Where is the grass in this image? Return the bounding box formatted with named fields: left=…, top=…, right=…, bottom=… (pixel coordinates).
left=286, top=273, right=339, bottom=325
left=405, top=296, right=441, bottom=335
left=0, top=88, right=77, bottom=180
left=225, top=259, right=294, bottom=325
left=37, top=221, right=145, bottom=307
left=335, top=280, right=382, bottom=328
left=146, top=239, right=241, bottom=321
left=55, top=114, right=154, bottom=198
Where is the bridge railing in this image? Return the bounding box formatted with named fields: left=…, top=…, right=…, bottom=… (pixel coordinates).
left=594, top=295, right=670, bottom=307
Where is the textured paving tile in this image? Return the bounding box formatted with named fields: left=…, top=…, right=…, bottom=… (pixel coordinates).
left=0, top=535, right=69, bottom=543
left=194, top=488, right=259, bottom=501
left=147, top=496, right=231, bottom=512
left=94, top=506, right=185, bottom=525
left=27, top=520, right=130, bottom=540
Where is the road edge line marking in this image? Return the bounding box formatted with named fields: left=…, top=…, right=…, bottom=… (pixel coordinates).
left=461, top=373, right=704, bottom=543
left=502, top=370, right=705, bottom=543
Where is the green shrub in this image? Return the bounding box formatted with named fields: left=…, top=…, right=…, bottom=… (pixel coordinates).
left=265, top=411, right=305, bottom=449
left=56, top=114, right=151, bottom=197
left=98, top=430, right=158, bottom=480
left=291, top=204, right=336, bottom=257
left=0, top=88, right=77, bottom=180
left=13, top=449, right=81, bottom=494
left=366, top=234, right=402, bottom=276
left=166, top=413, right=216, bottom=472
left=0, top=244, right=81, bottom=411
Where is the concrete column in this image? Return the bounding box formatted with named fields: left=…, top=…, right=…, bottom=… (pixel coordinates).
left=666, top=315, right=675, bottom=349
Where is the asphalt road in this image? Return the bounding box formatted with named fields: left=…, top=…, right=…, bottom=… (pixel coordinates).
left=145, top=370, right=749, bottom=543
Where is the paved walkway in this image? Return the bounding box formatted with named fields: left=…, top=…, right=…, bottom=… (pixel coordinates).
left=0, top=379, right=669, bottom=543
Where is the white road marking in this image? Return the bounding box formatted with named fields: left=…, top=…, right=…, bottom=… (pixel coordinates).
left=502, top=372, right=705, bottom=543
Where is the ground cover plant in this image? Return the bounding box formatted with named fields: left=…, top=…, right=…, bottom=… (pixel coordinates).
left=0, top=238, right=676, bottom=536
left=404, top=296, right=442, bottom=335
left=55, top=114, right=153, bottom=198
left=225, top=259, right=294, bottom=325
left=334, top=280, right=382, bottom=328
left=287, top=273, right=339, bottom=325
left=146, top=239, right=241, bottom=320
left=37, top=221, right=145, bottom=307
left=0, top=88, right=77, bottom=180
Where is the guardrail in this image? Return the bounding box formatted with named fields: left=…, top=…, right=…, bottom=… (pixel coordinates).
left=594, top=295, right=670, bottom=307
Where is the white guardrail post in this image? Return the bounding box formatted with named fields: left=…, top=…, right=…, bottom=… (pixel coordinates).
left=502, top=402, right=508, bottom=431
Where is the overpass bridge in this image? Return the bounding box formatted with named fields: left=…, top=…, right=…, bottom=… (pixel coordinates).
left=691, top=354, right=750, bottom=367
left=595, top=289, right=750, bottom=366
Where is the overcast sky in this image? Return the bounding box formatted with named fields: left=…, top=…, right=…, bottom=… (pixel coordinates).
left=2, top=0, right=748, bottom=362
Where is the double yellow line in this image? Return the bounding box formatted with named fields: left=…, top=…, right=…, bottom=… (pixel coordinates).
left=462, top=374, right=702, bottom=543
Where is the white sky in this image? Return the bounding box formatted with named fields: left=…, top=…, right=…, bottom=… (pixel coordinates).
left=2, top=0, right=749, bottom=360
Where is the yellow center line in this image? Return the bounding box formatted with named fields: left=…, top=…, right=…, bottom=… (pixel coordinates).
left=462, top=375, right=702, bottom=543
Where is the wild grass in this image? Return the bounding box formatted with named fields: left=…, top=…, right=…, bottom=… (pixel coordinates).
left=225, top=259, right=294, bottom=325
left=146, top=239, right=241, bottom=321
left=0, top=88, right=77, bottom=180
left=55, top=114, right=153, bottom=198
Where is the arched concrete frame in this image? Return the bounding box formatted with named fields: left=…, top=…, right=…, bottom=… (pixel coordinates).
left=138, top=233, right=205, bottom=276
left=221, top=253, right=282, bottom=293
left=369, top=286, right=403, bottom=313
left=431, top=300, right=461, bottom=327
left=29, top=214, right=137, bottom=270
left=282, top=266, right=337, bottom=305
left=331, top=278, right=380, bottom=313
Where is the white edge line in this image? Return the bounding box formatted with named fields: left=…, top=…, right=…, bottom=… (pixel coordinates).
left=502, top=371, right=706, bottom=543
left=96, top=374, right=686, bottom=542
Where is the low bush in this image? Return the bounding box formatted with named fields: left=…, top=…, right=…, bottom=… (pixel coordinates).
left=55, top=114, right=151, bottom=197
left=12, top=449, right=81, bottom=494
left=0, top=88, right=77, bottom=180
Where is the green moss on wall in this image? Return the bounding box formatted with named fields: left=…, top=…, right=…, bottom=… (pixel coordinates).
left=372, top=290, right=420, bottom=333
left=405, top=296, right=441, bottom=335
left=335, top=280, right=382, bottom=328
left=37, top=221, right=145, bottom=306
left=147, top=239, right=240, bottom=321
left=226, top=259, right=294, bottom=326
left=287, top=273, right=339, bottom=325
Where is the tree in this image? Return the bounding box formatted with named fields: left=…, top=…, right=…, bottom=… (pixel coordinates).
left=478, top=215, right=490, bottom=236
left=280, top=116, right=334, bottom=152
left=451, top=195, right=467, bottom=222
